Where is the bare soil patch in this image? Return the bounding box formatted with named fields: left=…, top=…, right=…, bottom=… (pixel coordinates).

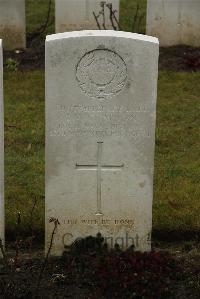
left=0, top=237, right=200, bottom=299
left=3, top=45, right=200, bottom=72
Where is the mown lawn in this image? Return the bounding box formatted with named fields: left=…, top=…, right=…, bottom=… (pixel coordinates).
left=26, top=0, right=55, bottom=37
left=120, top=0, right=147, bottom=33
left=4, top=70, right=45, bottom=237
left=3, top=0, right=199, bottom=239
left=4, top=69, right=200, bottom=237
left=154, top=71, right=200, bottom=231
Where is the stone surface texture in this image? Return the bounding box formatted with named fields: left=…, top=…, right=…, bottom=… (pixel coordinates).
left=0, top=0, right=26, bottom=50
left=147, top=0, right=200, bottom=47
left=46, top=31, right=159, bottom=255
left=0, top=40, right=4, bottom=248
left=55, top=0, right=119, bottom=32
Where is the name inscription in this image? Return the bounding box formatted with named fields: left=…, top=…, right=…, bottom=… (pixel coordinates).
left=49, top=104, right=152, bottom=138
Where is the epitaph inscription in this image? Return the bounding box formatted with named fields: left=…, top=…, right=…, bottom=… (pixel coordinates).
left=76, top=49, right=127, bottom=99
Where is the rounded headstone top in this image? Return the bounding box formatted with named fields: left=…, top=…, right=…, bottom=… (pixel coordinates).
left=46, top=30, right=159, bottom=45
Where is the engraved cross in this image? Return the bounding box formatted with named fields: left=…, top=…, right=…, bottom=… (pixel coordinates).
left=76, top=142, right=124, bottom=216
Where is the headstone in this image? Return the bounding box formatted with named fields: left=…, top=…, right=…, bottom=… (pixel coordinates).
left=0, top=40, right=4, bottom=248
left=55, top=0, right=119, bottom=32
left=146, top=0, right=200, bottom=47
left=46, top=30, right=159, bottom=255
left=0, top=0, right=26, bottom=50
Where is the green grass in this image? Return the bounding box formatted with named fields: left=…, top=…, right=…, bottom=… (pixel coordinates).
left=25, top=0, right=147, bottom=37
left=4, top=70, right=45, bottom=235
left=4, top=70, right=200, bottom=236
left=26, top=0, right=55, bottom=36
left=154, top=71, right=200, bottom=231
left=120, top=0, right=147, bottom=33
left=3, top=1, right=200, bottom=238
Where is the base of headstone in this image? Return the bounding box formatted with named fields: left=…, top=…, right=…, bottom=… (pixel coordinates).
left=0, top=0, right=26, bottom=50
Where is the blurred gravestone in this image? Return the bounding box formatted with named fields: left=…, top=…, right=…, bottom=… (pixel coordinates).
left=0, top=0, right=26, bottom=50
left=45, top=30, right=159, bottom=255
left=147, top=0, right=200, bottom=47
left=0, top=40, right=4, bottom=250
left=55, top=0, right=119, bottom=32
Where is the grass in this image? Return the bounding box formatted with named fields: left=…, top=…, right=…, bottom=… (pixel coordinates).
left=4, top=69, right=200, bottom=237
left=3, top=0, right=200, bottom=239
left=26, top=0, right=55, bottom=36
left=120, top=0, right=147, bottom=33
left=154, top=71, right=200, bottom=231
left=25, top=0, right=147, bottom=35
left=4, top=70, right=45, bottom=237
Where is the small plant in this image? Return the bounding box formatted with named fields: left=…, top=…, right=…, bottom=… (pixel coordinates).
left=5, top=58, right=19, bottom=72
left=37, top=217, right=60, bottom=289
left=93, top=1, right=120, bottom=30
left=0, top=238, right=8, bottom=268
left=130, top=2, right=145, bottom=33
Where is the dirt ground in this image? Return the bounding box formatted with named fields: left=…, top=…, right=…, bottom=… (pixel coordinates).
left=3, top=45, right=200, bottom=72
left=0, top=238, right=199, bottom=299
left=159, top=46, right=200, bottom=71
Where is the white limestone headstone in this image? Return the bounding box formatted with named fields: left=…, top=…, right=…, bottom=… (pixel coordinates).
left=146, top=0, right=200, bottom=47
left=55, top=0, right=119, bottom=32
left=46, top=30, right=159, bottom=255
left=0, top=40, right=4, bottom=248
left=0, top=0, right=26, bottom=50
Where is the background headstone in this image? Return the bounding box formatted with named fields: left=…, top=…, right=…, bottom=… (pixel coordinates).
left=146, top=0, right=200, bottom=47
left=46, top=30, right=159, bottom=256
left=0, top=40, right=4, bottom=248
left=55, top=0, right=119, bottom=32
left=0, top=0, right=26, bottom=50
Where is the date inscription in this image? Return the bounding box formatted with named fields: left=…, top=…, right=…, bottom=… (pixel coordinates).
left=49, top=104, right=152, bottom=138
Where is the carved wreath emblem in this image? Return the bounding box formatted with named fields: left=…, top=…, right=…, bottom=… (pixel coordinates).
left=76, top=49, right=127, bottom=100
